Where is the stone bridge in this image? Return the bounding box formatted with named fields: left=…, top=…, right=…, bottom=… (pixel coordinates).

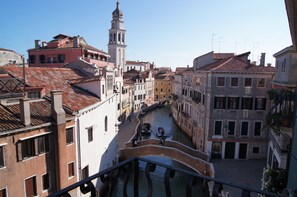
left=119, top=139, right=215, bottom=178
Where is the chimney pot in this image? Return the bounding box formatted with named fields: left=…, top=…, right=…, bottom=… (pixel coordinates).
left=51, top=90, right=65, bottom=125
left=20, top=98, right=31, bottom=126
left=35, top=40, right=41, bottom=49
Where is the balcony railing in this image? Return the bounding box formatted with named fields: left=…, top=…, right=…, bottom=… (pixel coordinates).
left=49, top=157, right=284, bottom=197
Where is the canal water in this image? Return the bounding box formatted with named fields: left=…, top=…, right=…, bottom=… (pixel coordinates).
left=112, top=104, right=209, bottom=197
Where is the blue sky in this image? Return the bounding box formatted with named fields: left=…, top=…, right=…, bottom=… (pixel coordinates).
left=0, top=0, right=292, bottom=69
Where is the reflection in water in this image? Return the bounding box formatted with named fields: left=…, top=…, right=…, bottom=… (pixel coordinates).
left=113, top=104, right=209, bottom=197
left=140, top=104, right=193, bottom=147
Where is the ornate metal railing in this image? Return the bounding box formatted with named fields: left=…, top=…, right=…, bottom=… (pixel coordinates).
left=49, top=157, right=285, bottom=197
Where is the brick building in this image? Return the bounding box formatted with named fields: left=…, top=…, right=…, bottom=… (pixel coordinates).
left=28, top=34, right=113, bottom=68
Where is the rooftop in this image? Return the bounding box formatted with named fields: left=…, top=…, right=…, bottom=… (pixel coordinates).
left=1, top=65, right=100, bottom=111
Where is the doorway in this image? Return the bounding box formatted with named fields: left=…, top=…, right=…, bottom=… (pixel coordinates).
left=225, top=142, right=235, bottom=159
left=239, top=143, right=248, bottom=159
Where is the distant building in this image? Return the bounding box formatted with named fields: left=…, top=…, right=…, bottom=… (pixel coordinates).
left=125, top=61, right=151, bottom=72
left=173, top=52, right=275, bottom=160
left=27, top=34, right=112, bottom=68
left=0, top=47, right=23, bottom=66
left=154, top=70, right=174, bottom=101
left=108, top=2, right=126, bottom=121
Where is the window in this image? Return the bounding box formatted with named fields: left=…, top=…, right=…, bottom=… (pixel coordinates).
left=244, top=78, right=252, bottom=87
left=214, top=121, right=222, bottom=135
left=39, top=55, right=45, bottom=64
left=19, top=134, right=50, bottom=160
left=87, top=127, right=93, bottom=142
left=252, top=147, right=260, bottom=153
left=29, top=55, right=35, bottom=64
left=241, top=122, right=249, bottom=136
left=66, top=127, right=74, bottom=144
left=257, top=78, right=265, bottom=88
left=68, top=162, right=75, bottom=177
left=254, top=122, right=262, bottom=136
left=21, top=138, right=35, bottom=159
left=105, top=116, right=108, bottom=132
left=27, top=91, right=41, bottom=99
left=230, top=78, right=239, bottom=87
left=255, top=98, right=266, bottom=110
left=81, top=165, right=89, bottom=180
left=227, top=97, right=239, bottom=109
left=0, top=146, right=4, bottom=168
left=42, top=173, right=50, bottom=190
left=25, top=176, right=37, bottom=197
left=161, top=88, right=163, bottom=92
left=217, top=77, right=225, bottom=87
left=0, top=188, right=7, bottom=197
left=102, top=85, right=104, bottom=94
left=241, top=97, right=253, bottom=110
left=118, top=33, right=121, bottom=42
left=37, top=135, right=49, bottom=154
left=58, top=54, right=65, bottom=63
left=214, top=97, right=226, bottom=109
left=228, top=121, right=235, bottom=135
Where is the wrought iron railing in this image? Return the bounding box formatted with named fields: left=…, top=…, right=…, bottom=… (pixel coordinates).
left=49, top=157, right=285, bottom=197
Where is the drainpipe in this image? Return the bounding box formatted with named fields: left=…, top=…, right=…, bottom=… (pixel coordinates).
left=202, top=72, right=209, bottom=153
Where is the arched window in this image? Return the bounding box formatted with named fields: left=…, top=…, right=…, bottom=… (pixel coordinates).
left=105, top=116, right=108, bottom=132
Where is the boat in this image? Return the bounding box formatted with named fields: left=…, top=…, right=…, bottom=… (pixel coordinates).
left=141, top=123, right=152, bottom=135
left=156, top=127, right=166, bottom=137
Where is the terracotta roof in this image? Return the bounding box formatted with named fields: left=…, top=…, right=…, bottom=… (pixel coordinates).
left=198, top=57, right=275, bottom=73
left=2, top=66, right=100, bottom=111
left=126, top=61, right=146, bottom=65
left=83, top=44, right=108, bottom=55
left=0, top=100, right=73, bottom=133
left=213, top=53, right=234, bottom=60
left=69, top=76, right=102, bottom=84
left=0, top=47, right=15, bottom=53
left=175, top=67, right=187, bottom=74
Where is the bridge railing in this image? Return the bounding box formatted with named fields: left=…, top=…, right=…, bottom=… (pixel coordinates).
left=125, top=138, right=209, bottom=161
left=49, top=157, right=285, bottom=197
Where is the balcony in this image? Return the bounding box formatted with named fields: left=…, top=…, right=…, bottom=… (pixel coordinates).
left=269, top=127, right=292, bottom=153
left=49, top=157, right=283, bottom=197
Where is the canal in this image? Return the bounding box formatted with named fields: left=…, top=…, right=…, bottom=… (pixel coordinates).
left=112, top=104, right=209, bottom=197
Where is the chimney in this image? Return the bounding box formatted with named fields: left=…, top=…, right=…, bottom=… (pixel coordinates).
left=73, top=35, right=80, bottom=48
left=20, top=98, right=31, bottom=126
left=267, top=63, right=272, bottom=67
left=51, top=90, right=65, bottom=125
left=260, top=53, right=266, bottom=67
left=35, top=40, right=41, bottom=49
left=42, top=41, right=47, bottom=47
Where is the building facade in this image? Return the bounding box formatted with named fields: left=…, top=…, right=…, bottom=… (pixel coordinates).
left=173, top=52, right=275, bottom=160
left=1, top=65, right=118, bottom=196
left=0, top=47, right=23, bottom=66
left=154, top=70, right=174, bottom=101
left=0, top=88, right=77, bottom=196
left=125, top=61, right=150, bottom=72
left=28, top=34, right=112, bottom=69
left=266, top=46, right=297, bottom=170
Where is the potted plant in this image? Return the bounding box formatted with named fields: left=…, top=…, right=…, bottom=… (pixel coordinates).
left=282, top=107, right=293, bottom=127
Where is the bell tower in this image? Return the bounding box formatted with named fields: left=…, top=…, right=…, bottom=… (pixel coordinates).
left=108, top=1, right=126, bottom=77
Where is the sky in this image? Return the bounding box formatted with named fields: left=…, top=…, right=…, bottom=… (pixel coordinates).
left=0, top=0, right=292, bottom=70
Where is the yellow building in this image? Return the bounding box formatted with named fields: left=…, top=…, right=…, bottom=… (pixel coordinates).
left=154, top=71, right=174, bottom=101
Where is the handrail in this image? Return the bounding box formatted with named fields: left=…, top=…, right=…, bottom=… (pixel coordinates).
left=49, top=157, right=285, bottom=197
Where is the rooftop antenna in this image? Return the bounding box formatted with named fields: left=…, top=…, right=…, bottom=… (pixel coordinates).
left=211, top=34, right=216, bottom=51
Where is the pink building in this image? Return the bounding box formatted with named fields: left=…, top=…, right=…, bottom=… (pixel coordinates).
left=28, top=34, right=114, bottom=68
